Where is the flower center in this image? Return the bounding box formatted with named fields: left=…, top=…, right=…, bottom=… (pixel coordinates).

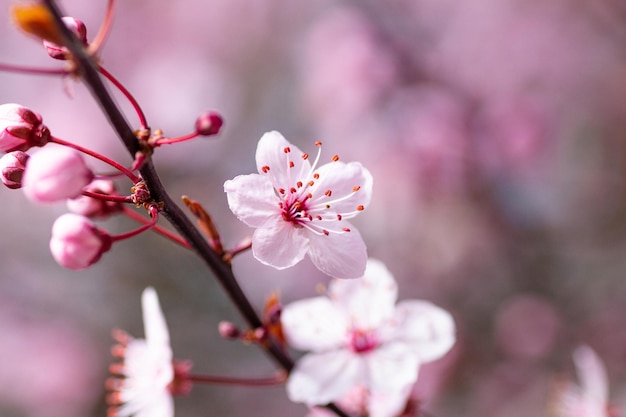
left=349, top=329, right=378, bottom=354
left=279, top=191, right=311, bottom=226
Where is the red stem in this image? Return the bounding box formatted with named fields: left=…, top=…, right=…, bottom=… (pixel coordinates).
left=187, top=373, right=286, bottom=387
left=51, top=136, right=140, bottom=183
left=153, top=132, right=199, bottom=146
left=81, top=189, right=133, bottom=203
left=98, top=66, right=148, bottom=130
left=0, top=62, right=69, bottom=76
left=111, top=205, right=159, bottom=242
left=88, top=0, right=116, bottom=54
left=122, top=206, right=191, bottom=248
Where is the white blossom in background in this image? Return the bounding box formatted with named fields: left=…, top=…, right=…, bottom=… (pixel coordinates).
left=107, top=287, right=175, bottom=417
left=224, top=131, right=373, bottom=278
left=281, top=259, right=456, bottom=417
left=552, top=346, right=615, bottom=417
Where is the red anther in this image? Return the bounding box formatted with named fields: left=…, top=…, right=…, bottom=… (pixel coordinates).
left=357, top=205, right=365, bottom=211
left=342, top=227, right=351, bottom=232
left=308, top=181, right=315, bottom=187
left=261, top=165, right=270, bottom=173
left=111, top=344, right=126, bottom=358
left=307, top=193, right=313, bottom=199
left=289, top=161, right=295, bottom=168
left=109, top=363, right=125, bottom=376
left=325, top=189, right=332, bottom=197
left=331, top=154, right=339, bottom=162
left=315, top=141, right=322, bottom=147
left=337, top=214, right=342, bottom=220
left=353, top=185, right=361, bottom=192
left=106, top=391, right=123, bottom=405
left=307, top=215, right=313, bottom=221
left=313, top=173, right=320, bottom=179
left=316, top=215, right=322, bottom=220
left=323, top=229, right=330, bottom=236
left=283, top=147, right=291, bottom=153
left=302, top=153, right=309, bottom=160
left=297, top=181, right=303, bottom=188
left=278, top=188, right=285, bottom=194
left=290, top=187, right=297, bottom=193
left=111, top=328, right=131, bottom=345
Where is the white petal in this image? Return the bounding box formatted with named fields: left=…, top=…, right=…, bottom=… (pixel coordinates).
left=287, top=350, right=365, bottom=405
left=251, top=219, right=309, bottom=269
left=141, top=287, right=171, bottom=355
left=256, top=131, right=311, bottom=188
left=366, top=342, right=419, bottom=393
left=308, top=161, right=373, bottom=217
left=307, top=222, right=367, bottom=278
left=224, top=174, right=278, bottom=227
left=368, top=383, right=413, bottom=417
left=282, top=297, right=348, bottom=351
left=573, top=345, right=609, bottom=411
left=328, top=258, right=398, bottom=329
left=390, top=300, right=455, bottom=363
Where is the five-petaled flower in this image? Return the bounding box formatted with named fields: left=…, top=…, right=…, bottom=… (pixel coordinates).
left=281, top=259, right=456, bottom=417
left=107, top=287, right=176, bottom=417
left=224, top=131, right=373, bottom=278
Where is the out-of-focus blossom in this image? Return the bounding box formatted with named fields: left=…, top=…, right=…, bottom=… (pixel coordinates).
left=0, top=150, right=29, bottom=189
left=49, top=213, right=111, bottom=270
left=107, top=287, right=175, bottom=417
left=224, top=131, right=373, bottom=278
left=67, top=179, right=123, bottom=218
left=43, top=16, right=88, bottom=60
left=282, top=259, right=455, bottom=417
left=0, top=103, right=50, bottom=153
left=550, top=346, right=615, bottom=417
left=22, top=146, right=94, bottom=203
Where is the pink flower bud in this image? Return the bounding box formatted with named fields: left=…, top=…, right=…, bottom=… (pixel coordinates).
left=43, top=17, right=88, bottom=60
left=218, top=321, right=241, bottom=339
left=49, top=213, right=112, bottom=270
left=0, top=103, right=50, bottom=152
left=195, top=110, right=223, bottom=136
left=0, top=151, right=29, bottom=189
left=22, top=146, right=94, bottom=203
left=67, top=179, right=123, bottom=218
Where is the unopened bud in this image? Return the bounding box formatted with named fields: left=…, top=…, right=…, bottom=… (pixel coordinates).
left=43, top=16, right=88, bottom=60
left=218, top=321, right=241, bottom=339
left=23, top=146, right=94, bottom=203
left=195, top=111, right=223, bottom=137
left=49, top=213, right=112, bottom=270
left=0, top=103, right=50, bottom=152
left=0, top=151, right=29, bottom=189
left=67, top=179, right=123, bottom=218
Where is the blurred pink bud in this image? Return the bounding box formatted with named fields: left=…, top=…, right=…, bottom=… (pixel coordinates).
left=43, top=17, right=88, bottom=60
left=22, top=146, right=94, bottom=203
left=0, top=103, right=50, bottom=152
left=0, top=151, right=29, bottom=189
left=218, top=321, right=241, bottom=339
left=195, top=110, right=223, bottom=136
left=67, top=179, right=123, bottom=218
left=49, top=213, right=112, bottom=270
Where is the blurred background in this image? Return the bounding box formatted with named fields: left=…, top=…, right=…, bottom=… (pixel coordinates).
left=1, top=0, right=626, bottom=416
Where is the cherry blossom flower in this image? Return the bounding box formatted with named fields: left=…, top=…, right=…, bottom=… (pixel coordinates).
left=224, top=131, right=373, bottom=278
left=107, top=287, right=175, bottom=417
left=551, top=346, right=616, bottom=417
left=0, top=103, right=50, bottom=153
left=49, top=213, right=112, bottom=270
left=281, top=259, right=456, bottom=417
left=0, top=150, right=29, bottom=189
left=22, top=146, right=94, bottom=203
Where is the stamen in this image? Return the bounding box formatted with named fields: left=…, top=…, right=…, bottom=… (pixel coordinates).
left=323, top=229, right=329, bottom=236
left=308, top=180, right=315, bottom=187
left=289, top=161, right=294, bottom=168
left=313, top=173, right=320, bottom=179
left=337, top=214, right=342, bottom=220
left=302, top=153, right=309, bottom=160
left=278, top=188, right=285, bottom=194
left=315, top=141, right=322, bottom=147
left=316, top=215, right=322, bottom=220
left=290, top=187, right=297, bottom=193
left=297, top=181, right=303, bottom=188
left=283, top=147, right=291, bottom=153
left=342, top=227, right=351, bottom=232
left=324, top=189, right=332, bottom=197
left=261, top=165, right=270, bottom=173
left=357, top=205, right=364, bottom=211
left=353, top=185, right=361, bottom=192
left=331, top=154, right=339, bottom=162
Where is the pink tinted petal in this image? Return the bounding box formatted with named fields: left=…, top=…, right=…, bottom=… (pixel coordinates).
left=307, top=223, right=367, bottom=278
left=368, top=383, right=413, bottom=417
left=287, top=350, right=365, bottom=406
left=282, top=297, right=348, bottom=351
left=573, top=346, right=609, bottom=411
left=366, top=342, right=419, bottom=393
left=391, top=300, right=456, bottom=363
left=255, top=131, right=311, bottom=187
left=224, top=174, right=279, bottom=227
left=141, top=288, right=171, bottom=357
left=329, top=258, right=398, bottom=328
left=308, top=161, right=373, bottom=216
left=251, top=219, right=309, bottom=269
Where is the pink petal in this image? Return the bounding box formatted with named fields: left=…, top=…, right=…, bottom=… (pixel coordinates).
left=308, top=161, right=373, bottom=217
left=282, top=297, right=348, bottom=351
left=224, top=174, right=279, bottom=227
left=573, top=345, right=609, bottom=412
left=366, top=342, right=419, bottom=393
left=251, top=219, right=309, bottom=269
left=287, top=350, right=365, bottom=406
left=368, top=383, right=413, bottom=417
left=390, top=300, right=455, bottom=363
left=255, top=131, right=311, bottom=188
left=307, top=222, right=367, bottom=278
left=328, top=258, right=398, bottom=329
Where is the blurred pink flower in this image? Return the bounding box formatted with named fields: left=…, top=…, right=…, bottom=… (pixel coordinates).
left=23, top=146, right=94, bottom=203
left=108, top=287, right=175, bottom=417
left=552, top=346, right=615, bottom=417
left=224, top=131, right=373, bottom=278
left=49, top=213, right=111, bottom=270
left=67, top=179, right=123, bottom=218
left=43, top=16, right=88, bottom=60
left=282, top=259, right=455, bottom=417
left=0, top=103, right=50, bottom=153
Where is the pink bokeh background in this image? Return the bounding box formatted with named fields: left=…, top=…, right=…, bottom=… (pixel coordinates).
left=1, top=0, right=626, bottom=416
